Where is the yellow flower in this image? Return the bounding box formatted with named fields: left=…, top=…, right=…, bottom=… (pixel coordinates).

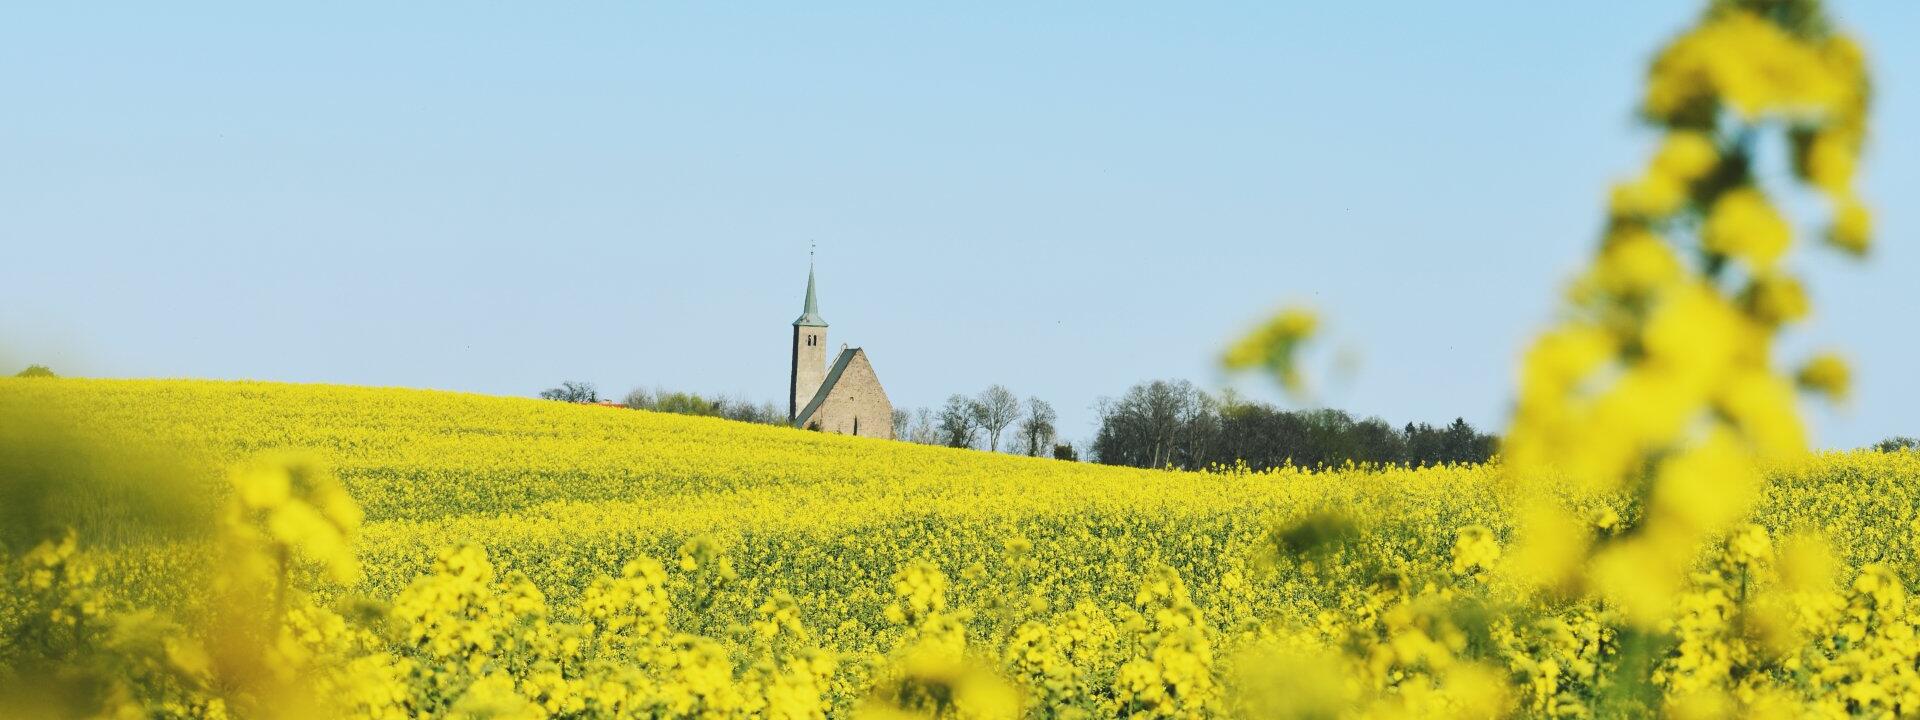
left=1740, top=274, right=1809, bottom=327
left=1704, top=187, right=1791, bottom=268
left=1726, top=524, right=1772, bottom=567
left=1653, top=131, right=1720, bottom=183
left=1828, top=196, right=1872, bottom=256
left=1716, top=369, right=1807, bottom=459
left=1646, top=12, right=1853, bottom=122
left=1795, top=353, right=1850, bottom=401
left=1801, top=129, right=1859, bottom=195
left=1610, top=175, right=1687, bottom=218
left=1222, top=307, right=1317, bottom=394
left=1450, top=525, right=1501, bottom=577
left=1595, top=228, right=1682, bottom=295
left=234, top=464, right=293, bottom=510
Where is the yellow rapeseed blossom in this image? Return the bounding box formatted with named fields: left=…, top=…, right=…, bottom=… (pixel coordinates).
left=1502, top=0, right=1879, bottom=715
left=1704, top=188, right=1792, bottom=268
left=1795, top=352, right=1852, bottom=401
left=1221, top=307, right=1317, bottom=395
left=1829, top=196, right=1873, bottom=255
left=1449, top=526, right=1500, bottom=578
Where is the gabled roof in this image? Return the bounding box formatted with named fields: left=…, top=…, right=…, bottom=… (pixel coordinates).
left=793, top=266, right=827, bottom=327
left=793, top=347, right=858, bottom=427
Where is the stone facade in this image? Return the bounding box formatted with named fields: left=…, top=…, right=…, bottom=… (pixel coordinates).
left=788, top=266, right=894, bottom=440
left=794, top=348, right=893, bottom=439
left=790, top=324, right=827, bottom=420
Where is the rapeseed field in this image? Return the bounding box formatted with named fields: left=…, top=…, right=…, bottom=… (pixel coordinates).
left=4, top=378, right=1918, bottom=717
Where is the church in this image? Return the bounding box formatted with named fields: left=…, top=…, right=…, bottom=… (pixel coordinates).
left=788, top=265, right=894, bottom=439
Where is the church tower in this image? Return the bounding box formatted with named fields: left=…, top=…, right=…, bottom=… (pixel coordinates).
left=784, top=259, right=896, bottom=438
left=789, top=265, right=828, bottom=421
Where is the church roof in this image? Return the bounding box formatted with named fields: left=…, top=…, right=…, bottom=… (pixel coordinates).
left=793, top=347, right=859, bottom=427
left=793, top=266, right=827, bottom=327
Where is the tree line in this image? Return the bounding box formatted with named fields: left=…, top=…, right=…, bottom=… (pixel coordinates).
left=1090, top=379, right=1498, bottom=470
left=537, top=379, right=1073, bottom=457
left=536, top=377, right=1503, bottom=469
left=893, top=384, right=1072, bottom=459
left=537, top=381, right=787, bottom=425
left=1874, top=437, right=1919, bottom=453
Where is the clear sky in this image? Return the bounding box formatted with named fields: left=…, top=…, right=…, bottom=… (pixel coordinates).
left=2, top=2, right=1914, bottom=449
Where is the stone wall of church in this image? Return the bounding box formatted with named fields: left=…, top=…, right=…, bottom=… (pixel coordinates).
left=807, top=350, right=894, bottom=440
left=790, top=325, right=828, bottom=420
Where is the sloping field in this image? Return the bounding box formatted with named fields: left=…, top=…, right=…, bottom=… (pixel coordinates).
left=4, top=378, right=1918, bottom=715
left=8, top=378, right=1914, bottom=639
left=2, top=380, right=1515, bottom=641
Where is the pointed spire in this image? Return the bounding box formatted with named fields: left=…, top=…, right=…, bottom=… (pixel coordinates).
left=793, top=256, right=827, bottom=327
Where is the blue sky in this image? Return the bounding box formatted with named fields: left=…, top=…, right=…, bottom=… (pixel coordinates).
left=2, top=2, right=1914, bottom=449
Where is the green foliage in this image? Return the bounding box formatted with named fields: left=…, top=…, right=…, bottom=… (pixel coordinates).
left=539, top=380, right=599, bottom=403
left=1873, top=436, right=1919, bottom=453
left=625, top=387, right=784, bottom=425
left=1092, top=379, right=1499, bottom=470
left=14, top=364, right=55, bottom=378
left=0, top=391, right=206, bottom=554
left=1266, top=511, right=1360, bottom=558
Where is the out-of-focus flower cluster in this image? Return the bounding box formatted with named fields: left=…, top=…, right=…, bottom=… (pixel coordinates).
left=1492, top=0, right=1882, bottom=714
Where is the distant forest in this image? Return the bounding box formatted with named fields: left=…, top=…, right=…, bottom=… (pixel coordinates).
left=1090, top=379, right=1497, bottom=471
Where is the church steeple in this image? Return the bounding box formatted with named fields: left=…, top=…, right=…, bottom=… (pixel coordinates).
left=790, top=260, right=830, bottom=420
left=793, top=263, right=827, bottom=327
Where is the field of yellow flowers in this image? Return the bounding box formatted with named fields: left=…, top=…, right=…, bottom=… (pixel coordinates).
left=3, top=377, right=1918, bottom=718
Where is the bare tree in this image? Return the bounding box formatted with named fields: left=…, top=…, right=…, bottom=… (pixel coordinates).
left=540, top=381, right=599, bottom=403
left=1017, top=397, right=1058, bottom=457
left=908, top=407, right=939, bottom=444
left=1091, top=379, right=1208, bottom=467
left=937, top=395, right=979, bottom=449
left=713, top=395, right=784, bottom=424
left=623, top=386, right=783, bottom=424
left=972, top=385, right=1021, bottom=452
left=891, top=408, right=911, bottom=440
